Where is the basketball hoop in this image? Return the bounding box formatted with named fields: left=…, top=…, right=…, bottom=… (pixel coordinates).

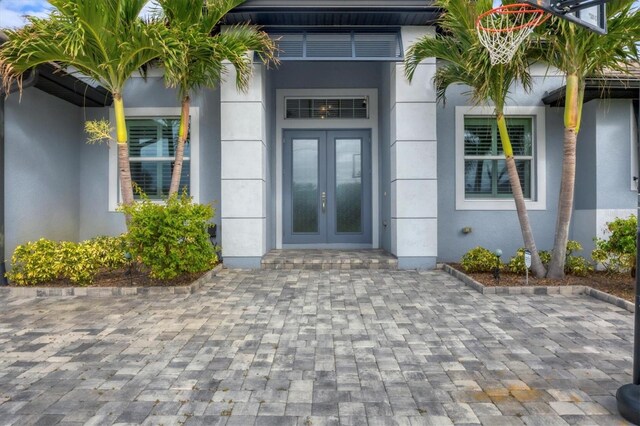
left=476, top=3, right=550, bottom=65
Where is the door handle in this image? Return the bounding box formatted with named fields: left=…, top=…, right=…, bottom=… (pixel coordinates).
left=321, top=192, right=327, bottom=212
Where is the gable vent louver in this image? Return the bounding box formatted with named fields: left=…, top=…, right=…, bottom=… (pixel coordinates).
left=270, top=31, right=402, bottom=61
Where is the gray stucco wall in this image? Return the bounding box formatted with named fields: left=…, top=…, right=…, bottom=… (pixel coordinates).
left=5, top=88, right=83, bottom=260
left=595, top=99, right=635, bottom=209
left=266, top=69, right=276, bottom=251
left=437, top=79, right=637, bottom=263
left=78, top=76, right=222, bottom=241
left=436, top=76, right=565, bottom=262
left=379, top=64, right=392, bottom=252
left=574, top=101, right=598, bottom=211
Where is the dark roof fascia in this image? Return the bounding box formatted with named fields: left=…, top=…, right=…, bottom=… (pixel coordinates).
left=542, top=78, right=640, bottom=107
left=224, top=4, right=441, bottom=26
left=33, top=64, right=113, bottom=107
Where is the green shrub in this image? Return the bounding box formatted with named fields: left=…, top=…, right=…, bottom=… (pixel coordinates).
left=564, top=240, right=593, bottom=277
left=592, top=215, right=637, bottom=275
left=506, top=241, right=592, bottom=276
left=507, top=248, right=551, bottom=274
left=7, top=239, right=60, bottom=285
left=119, top=192, right=218, bottom=280
left=87, top=236, right=129, bottom=269
left=7, top=235, right=128, bottom=286
left=460, top=246, right=501, bottom=273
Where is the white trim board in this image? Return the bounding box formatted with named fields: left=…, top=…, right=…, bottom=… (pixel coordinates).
left=108, top=107, right=200, bottom=211
left=276, top=88, right=380, bottom=249
left=455, top=105, right=547, bottom=211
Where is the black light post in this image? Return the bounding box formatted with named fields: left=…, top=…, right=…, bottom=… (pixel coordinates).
left=616, top=92, right=640, bottom=425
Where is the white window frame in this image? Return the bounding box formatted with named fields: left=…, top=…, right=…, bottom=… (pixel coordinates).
left=455, top=106, right=546, bottom=211
left=108, top=107, right=200, bottom=211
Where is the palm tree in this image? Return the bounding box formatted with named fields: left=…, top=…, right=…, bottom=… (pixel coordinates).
left=0, top=0, right=161, bottom=212
left=405, top=0, right=548, bottom=277
left=155, top=0, right=277, bottom=196
left=532, top=1, right=640, bottom=278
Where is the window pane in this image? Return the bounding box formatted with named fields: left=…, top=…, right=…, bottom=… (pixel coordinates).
left=496, top=160, right=532, bottom=198
left=464, top=118, right=494, bottom=156
left=464, top=159, right=494, bottom=197
left=131, top=160, right=190, bottom=200
left=127, top=118, right=190, bottom=158
left=500, top=118, right=532, bottom=156
left=335, top=138, right=362, bottom=233
left=285, top=97, right=368, bottom=119
left=292, top=139, right=319, bottom=233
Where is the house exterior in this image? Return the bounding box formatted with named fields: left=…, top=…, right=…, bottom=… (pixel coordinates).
left=2, top=1, right=639, bottom=270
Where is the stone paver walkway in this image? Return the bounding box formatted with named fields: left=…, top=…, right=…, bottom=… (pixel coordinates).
left=0, top=269, right=634, bottom=425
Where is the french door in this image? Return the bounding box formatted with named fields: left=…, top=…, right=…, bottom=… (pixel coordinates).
left=283, top=130, right=372, bottom=244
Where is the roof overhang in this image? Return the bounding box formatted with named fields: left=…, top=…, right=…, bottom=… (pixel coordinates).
left=0, top=32, right=112, bottom=107
left=33, top=64, right=113, bottom=107
left=224, top=1, right=440, bottom=26
left=542, top=78, right=640, bottom=107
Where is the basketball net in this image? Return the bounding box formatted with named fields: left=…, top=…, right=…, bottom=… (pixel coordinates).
left=476, top=3, right=550, bottom=65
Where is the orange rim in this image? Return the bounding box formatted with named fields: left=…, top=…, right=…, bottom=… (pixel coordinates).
left=476, top=3, right=551, bottom=33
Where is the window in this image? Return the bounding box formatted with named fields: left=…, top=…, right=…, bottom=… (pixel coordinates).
left=109, top=107, right=200, bottom=211
left=285, top=97, right=368, bottom=119
left=464, top=117, right=533, bottom=199
left=455, top=106, right=546, bottom=210
left=127, top=118, right=190, bottom=199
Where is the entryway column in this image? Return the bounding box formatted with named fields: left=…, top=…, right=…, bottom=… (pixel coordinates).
left=390, top=27, right=438, bottom=269
left=220, top=63, right=267, bottom=268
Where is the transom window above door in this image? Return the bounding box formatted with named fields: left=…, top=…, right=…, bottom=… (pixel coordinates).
left=285, top=97, right=369, bottom=119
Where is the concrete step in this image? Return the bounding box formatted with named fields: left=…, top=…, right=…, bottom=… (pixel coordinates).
left=261, top=249, right=398, bottom=270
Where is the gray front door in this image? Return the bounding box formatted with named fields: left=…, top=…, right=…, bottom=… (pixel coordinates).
left=283, top=130, right=372, bottom=245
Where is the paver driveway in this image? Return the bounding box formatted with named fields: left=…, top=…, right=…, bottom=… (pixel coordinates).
left=0, top=269, right=634, bottom=426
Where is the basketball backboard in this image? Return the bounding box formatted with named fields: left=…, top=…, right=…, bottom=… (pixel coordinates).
left=522, top=0, right=607, bottom=34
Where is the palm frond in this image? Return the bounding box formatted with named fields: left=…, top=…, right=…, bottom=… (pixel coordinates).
left=404, top=0, right=533, bottom=113
left=155, top=0, right=278, bottom=98
left=1, top=0, right=161, bottom=95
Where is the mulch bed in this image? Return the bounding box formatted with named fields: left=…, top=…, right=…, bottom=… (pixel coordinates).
left=449, top=264, right=635, bottom=302
left=8, top=266, right=206, bottom=288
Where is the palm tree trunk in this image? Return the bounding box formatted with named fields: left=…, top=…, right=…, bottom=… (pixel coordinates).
left=547, top=75, right=583, bottom=279
left=114, top=94, right=134, bottom=224
left=497, top=114, right=547, bottom=278
left=169, top=96, right=190, bottom=196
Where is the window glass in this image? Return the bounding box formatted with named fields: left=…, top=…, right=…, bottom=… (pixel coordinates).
left=126, top=118, right=190, bottom=199
left=464, top=117, right=533, bottom=199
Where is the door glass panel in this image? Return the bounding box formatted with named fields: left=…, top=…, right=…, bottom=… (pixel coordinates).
left=335, top=138, right=362, bottom=233
left=292, top=139, right=319, bottom=233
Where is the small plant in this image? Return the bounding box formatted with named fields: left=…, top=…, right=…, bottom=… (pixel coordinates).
left=564, top=240, right=592, bottom=277
left=506, top=241, right=591, bottom=276
left=460, top=247, right=501, bottom=273
left=7, top=235, right=128, bottom=285
left=592, top=215, right=637, bottom=276
left=7, top=239, right=59, bottom=285
left=507, top=249, right=551, bottom=274
left=119, top=191, right=219, bottom=279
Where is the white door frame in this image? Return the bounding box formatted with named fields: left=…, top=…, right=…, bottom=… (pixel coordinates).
left=276, top=88, right=379, bottom=249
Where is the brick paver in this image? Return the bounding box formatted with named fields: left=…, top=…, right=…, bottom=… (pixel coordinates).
left=0, top=269, right=634, bottom=425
